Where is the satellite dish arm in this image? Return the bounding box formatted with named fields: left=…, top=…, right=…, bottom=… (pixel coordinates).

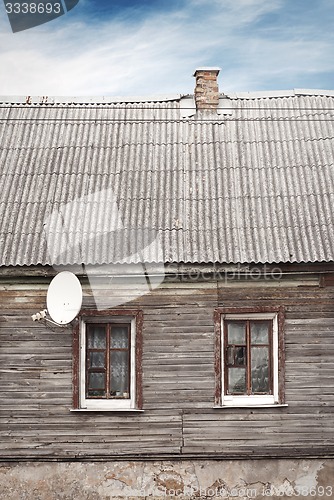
left=31, top=309, right=69, bottom=327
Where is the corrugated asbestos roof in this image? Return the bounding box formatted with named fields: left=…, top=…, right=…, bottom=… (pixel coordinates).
left=0, top=90, right=334, bottom=266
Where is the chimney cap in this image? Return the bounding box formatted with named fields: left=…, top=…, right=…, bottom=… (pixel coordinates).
left=193, top=67, right=221, bottom=76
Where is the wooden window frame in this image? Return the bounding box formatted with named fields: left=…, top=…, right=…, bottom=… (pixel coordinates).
left=224, top=319, right=273, bottom=396
left=214, top=306, right=285, bottom=407
left=85, top=323, right=131, bottom=400
left=73, top=309, right=143, bottom=411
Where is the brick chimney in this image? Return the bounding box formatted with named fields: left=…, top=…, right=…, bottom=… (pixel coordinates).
left=193, top=67, right=220, bottom=112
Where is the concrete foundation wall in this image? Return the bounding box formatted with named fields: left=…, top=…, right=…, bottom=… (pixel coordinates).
left=1, top=459, right=334, bottom=500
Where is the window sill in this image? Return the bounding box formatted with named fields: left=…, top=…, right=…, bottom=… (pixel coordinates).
left=70, top=408, right=144, bottom=412
left=213, top=404, right=288, bottom=409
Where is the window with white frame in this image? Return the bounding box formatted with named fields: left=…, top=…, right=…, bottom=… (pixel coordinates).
left=73, top=310, right=142, bottom=411
left=214, top=307, right=285, bottom=407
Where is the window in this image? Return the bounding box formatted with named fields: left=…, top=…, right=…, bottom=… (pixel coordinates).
left=73, top=310, right=143, bottom=411
left=214, top=307, right=285, bottom=407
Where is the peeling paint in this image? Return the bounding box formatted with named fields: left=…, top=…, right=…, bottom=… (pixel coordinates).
left=294, top=460, right=324, bottom=490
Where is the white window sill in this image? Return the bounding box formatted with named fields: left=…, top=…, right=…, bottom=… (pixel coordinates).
left=213, top=404, right=288, bottom=409
left=70, top=408, right=144, bottom=412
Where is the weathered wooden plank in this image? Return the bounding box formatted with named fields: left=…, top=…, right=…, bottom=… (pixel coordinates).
left=2, top=276, right=334, bottom=459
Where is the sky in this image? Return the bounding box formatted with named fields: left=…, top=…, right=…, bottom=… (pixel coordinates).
left=0, top=0, right=333, bottom=97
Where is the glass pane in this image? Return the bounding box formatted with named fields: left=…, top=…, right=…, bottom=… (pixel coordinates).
left=227, top=322, right=246, bottom=344
left=88, top=372, right=105, bottom=391
left=227, top=346, right=234, bottom=365
left=89, top=352, right=105, bottom=368
left=110, top=326, right=129, bottom=349
left=235, top=346, right=246, bottom=366
left=87, top=388, right=105, bottom=397
left=227, top=346, right=246, bottom=366
left=251, top=347, right=269, bottom=393
left=87, top=325, right=106, bottom=349
left=228, top=368, right=246, bottom=394
left=110, top=351, right=129, bottom=396
left=251, top=321, right=269, bottom=344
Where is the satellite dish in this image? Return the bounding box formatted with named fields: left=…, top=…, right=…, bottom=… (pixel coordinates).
left=46, top=272, right=82, bottom=325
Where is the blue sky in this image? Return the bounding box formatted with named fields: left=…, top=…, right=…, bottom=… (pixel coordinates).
left=0, top=0, right=333, bottom=96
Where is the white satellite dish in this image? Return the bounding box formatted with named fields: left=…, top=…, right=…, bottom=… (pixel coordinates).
left=46, top=272, right=82, bottom=325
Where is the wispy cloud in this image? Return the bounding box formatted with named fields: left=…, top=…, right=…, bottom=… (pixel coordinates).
left=0, top=0, right=333, bottom=96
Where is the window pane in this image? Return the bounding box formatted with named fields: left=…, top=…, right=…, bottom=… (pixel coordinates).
left=235, top=346, right=246, bottom=366
left=110, top=326, right=129, bottom=349
left=87, top=325, right=106, bottom=348
left=251, top=347, right=269, bottom=393
left=227, top=346, right=247, bottom=366
left=227, top=322, right=246, bottom=344
left=89, top=352, right=105, bottom=368
left=110, top=351, right=129, bottom=396
left=227, top=346, right=234, bottom=365
left=251, top=321, right=269, bottom=344
left=88, top=372, right=106, bottom=397
left=228, top=368, right=246, bottom=394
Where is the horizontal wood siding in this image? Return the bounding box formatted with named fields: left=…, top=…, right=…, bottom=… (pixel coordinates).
left=181, top=284, right=334, bottom=457
left=1, top=276, right=334, bottom=459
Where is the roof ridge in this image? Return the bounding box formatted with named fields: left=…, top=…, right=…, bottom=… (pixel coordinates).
left=0, top=94, right=183, bottom=105
left=225, top=89, right=334, bottom=99
left=1, top=90, right=334, bottom=105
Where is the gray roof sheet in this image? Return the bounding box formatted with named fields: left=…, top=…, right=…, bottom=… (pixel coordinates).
left=1, top=91, right=334, bottom=266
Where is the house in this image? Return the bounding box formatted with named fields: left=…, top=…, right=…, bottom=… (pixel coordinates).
left=1, top=68, right=334, bottom=499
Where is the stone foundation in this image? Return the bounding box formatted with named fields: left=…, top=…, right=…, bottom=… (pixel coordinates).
left=1, top=459, right=333, bottom=499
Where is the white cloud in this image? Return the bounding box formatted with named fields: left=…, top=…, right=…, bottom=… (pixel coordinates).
left=0, top=0, right=333, bottom=96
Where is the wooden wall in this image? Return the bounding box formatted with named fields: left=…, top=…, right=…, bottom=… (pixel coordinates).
left=1, top=271, right=334, bottom=460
